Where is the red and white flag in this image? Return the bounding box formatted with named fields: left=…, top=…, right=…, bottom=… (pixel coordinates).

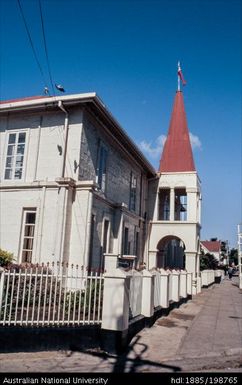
left=178, top=62, right=186, bottom=86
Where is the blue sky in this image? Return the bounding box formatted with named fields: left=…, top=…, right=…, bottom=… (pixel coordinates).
left=0, top=0, right=241, bottom=248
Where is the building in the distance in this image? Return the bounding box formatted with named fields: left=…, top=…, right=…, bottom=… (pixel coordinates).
left=0, top=87, right=202, bottom=290
left=200, top=239, right=229, bottom=265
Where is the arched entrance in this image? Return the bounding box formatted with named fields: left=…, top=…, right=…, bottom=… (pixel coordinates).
left=156, top=236, right=186, bottom=269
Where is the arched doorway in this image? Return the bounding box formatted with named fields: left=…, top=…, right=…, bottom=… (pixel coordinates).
left=156, top=236, right=186, bottom=269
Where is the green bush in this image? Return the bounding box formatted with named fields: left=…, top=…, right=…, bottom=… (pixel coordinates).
left=200, top=252, right=218, bottom=270
left=0, top=248, right=14, bottom=266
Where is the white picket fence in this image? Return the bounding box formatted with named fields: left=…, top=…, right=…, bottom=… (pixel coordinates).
left=0, top=258, right=215, bottom=332
left=0, top=263, right=104, bottom=326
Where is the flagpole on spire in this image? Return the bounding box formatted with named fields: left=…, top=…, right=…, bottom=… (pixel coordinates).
left=177, top=61, right=186, bottom=89
left=177, top=61, right=181, bottom=91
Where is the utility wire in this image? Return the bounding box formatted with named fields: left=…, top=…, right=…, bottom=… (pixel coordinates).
left=17, top=0, right=49, bottom=92
left=38, top=0, right=55, bottom=96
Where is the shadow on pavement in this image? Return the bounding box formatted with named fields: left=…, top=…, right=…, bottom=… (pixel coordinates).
left=69, top=335, right=181, bottom=373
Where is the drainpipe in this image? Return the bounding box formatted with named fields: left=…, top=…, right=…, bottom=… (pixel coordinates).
left=37, top=186, right=46, bottom=263
left=58, top=101, right=69, bottom=178
left=34, top=116, right=42, bottom=180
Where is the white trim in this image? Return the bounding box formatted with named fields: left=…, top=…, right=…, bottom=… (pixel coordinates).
left=0, top=93, right=97, bottom=110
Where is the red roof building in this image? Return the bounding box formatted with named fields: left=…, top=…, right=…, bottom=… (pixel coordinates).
left=0, top=95, right=48, bottom=104
left=159, top=91, right=196, bottom=172
left=200, top=241, right=221, bottom=253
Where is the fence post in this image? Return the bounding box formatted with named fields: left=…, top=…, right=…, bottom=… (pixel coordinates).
left=170, top=270, right=180, bottom=302
left=179, top=270, right=187, bottom=298
left=192, top=274, right=197, bottom=295
left=159, top=269, right=170, bottom=308
left=141, top=270, right=154, bottom=318
left=197, top=274, right=202, bottom=292
left=0, top=267, right=5, bottom=316
left=101, top=269, right=130, bottom=332
left=187, top=272, right=192, bottom=296
left=101, top=254, right=130, bottom=352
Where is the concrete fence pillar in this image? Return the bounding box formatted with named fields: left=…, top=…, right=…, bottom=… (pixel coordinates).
left=159, top=269, right=170, bottom=308
left=102, top=254, right=130, bottom=332
left=196, top=275, right=202, bottom=293
left=187, top=272, right=193, bottom=295
left=104, top=253, right=118, bottom=271
left=179, top=270, right=187, bottom=298
left=169, top=270, right=180, bottom=302
left=101, top=268, right=130, bottom=331
left=192, top=273, right=197, bottom=295
left=141, top=270, right=154, bottom=317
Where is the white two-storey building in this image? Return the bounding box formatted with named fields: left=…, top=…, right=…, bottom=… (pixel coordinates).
left=0, top=93, right=155, bottom=270
left=0, top=89, right=202, bottom=285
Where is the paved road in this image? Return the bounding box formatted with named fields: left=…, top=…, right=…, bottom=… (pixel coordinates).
left=0, top=276, right=242, bottom=373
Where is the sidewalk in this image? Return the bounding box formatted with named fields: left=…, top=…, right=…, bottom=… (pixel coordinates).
left=0, top=276, right=242, bottom=373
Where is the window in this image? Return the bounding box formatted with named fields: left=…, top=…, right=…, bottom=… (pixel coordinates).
left=5, top=132, right=26, bottom=180
left=97, top=144, right=108, bottom=191
left=102, top=219, right=110, bottom=254
left=175, top=189, right=187, bottom=221
left=129, top=173, right=137, bottom=211
left=88, top=214, right=96, bottom=270
left=21, top=210, right=36, bottom=263
left=159, top=189, right=170, bottom=220
left=123, top=227, right=130, bottom=255
left=134, top=230, right=139, bottom=256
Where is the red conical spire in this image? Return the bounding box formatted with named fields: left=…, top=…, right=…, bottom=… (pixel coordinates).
left=159, top=91, right=196, bottom=172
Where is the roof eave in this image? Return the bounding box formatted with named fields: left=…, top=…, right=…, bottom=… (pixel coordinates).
left=0, top=93, right=156, bottom=177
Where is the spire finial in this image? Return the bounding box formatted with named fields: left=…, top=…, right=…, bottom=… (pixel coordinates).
left=177, top=61, right=186, bottom=90
left=177, top=61, right=181, bottom=91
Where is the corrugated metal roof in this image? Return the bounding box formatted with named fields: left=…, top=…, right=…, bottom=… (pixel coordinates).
left=159, top=91, right=196, bottom=172
left=0, top=95, right=48, bottom=104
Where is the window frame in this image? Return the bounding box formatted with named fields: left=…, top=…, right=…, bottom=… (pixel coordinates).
left=122, top=226, right=130, bottom=255
left=20, top=208, right=37, bottom=264
left=174, top=188, right=187, bottom=221
left=96, top=142, right=108, bottom=192
left=3, top=129, right=29, bottom=182
left=129, top=172, right=137, bottom=212
left=159, top=188, right=170, bottom=220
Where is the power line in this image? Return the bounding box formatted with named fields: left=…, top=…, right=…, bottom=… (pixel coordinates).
left=38, top=0, right=55, bottom=96
left=17, top=0, right=48, bottom=91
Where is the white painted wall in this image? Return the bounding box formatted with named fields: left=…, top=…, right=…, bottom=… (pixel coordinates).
left=148, top=171, right=201, bottom=278
left=0, top=103, right=150, bottom=269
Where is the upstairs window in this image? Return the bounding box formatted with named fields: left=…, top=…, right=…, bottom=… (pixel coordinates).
left=96, top=144, right=108, bottom=192
left=5, top=132, right=26, bottom=180
left=129, top=173, right=137, bottom=211
left=175, top=189, right=187, bottom=221
left=159, top=189, right=170, bottom=220
left=102, top=219, right=110, bottom=254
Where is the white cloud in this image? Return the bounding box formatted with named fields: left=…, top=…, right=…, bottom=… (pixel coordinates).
left=138, top=135, right=166, bottom=159
left=138, top=132, right=202, bottom=161
left=189, top=133, right=202, bottom=150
